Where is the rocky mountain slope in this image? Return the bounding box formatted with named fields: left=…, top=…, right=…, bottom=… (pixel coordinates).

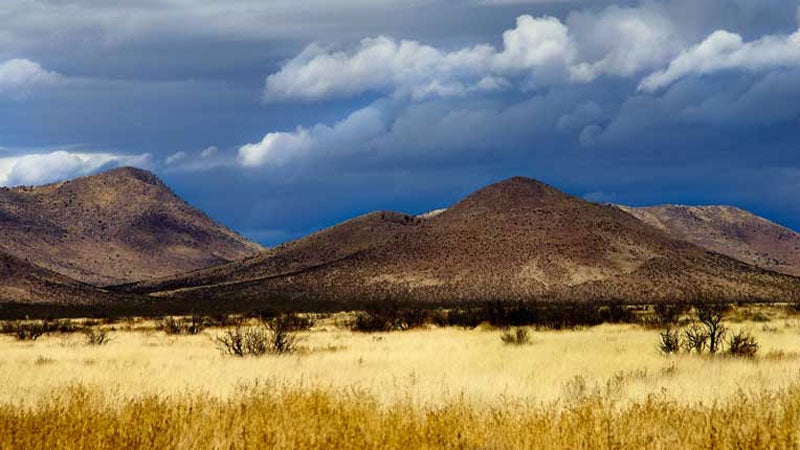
left=620, top=205, right=800, bottom=277
left=0, top=167, right=262, bottom=286
left=129, top=177, right=800, bottom=305
left=0, top=250, right=119, bottom=306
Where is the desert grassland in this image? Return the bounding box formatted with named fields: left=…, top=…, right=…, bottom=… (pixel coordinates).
left=2, top=311, right=800, bottom=448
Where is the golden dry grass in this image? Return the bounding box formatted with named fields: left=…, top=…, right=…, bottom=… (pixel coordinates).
left=2, top=312, right=800, bottom=448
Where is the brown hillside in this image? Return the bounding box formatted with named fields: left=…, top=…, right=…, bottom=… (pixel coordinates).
left=620, top=205, right=800, bottom=277
left=0, top=167, right=262, bottom=286
left=133, top=177, right=800, bottom=304
left=0, top=250, right=118, bottom=305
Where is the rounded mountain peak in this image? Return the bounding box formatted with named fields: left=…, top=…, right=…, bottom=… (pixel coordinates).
left=444, top=176, right=573, bottom=218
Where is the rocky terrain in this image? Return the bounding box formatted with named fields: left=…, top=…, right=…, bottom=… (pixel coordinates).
left=129, top=177, right=800, bottom=306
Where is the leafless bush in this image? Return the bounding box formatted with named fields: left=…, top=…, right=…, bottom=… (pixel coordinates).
left=683, top=323, right=709, bottom=354
left=215, top=324, right=298, bottom=357
left=6, top=321, right=47, bottom=341
left=658, top=328, right=681, bottom=355
left=727, top=331, right=759, bottom=358
left=269, top=313, right=316, bottom=332
left=2, top=319, right=82, bottom=341
left=159, top=316, right=205, bottom=335
left=83, top=329, right=112, bottom=346
left=500, top=328, right=530, bottom=345
left=349, top=306, right=428, bottom=332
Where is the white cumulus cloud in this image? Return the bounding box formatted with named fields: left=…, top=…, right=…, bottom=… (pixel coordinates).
left=263, top=15, right=578, bottom=102
left=0, top=59, right=63, bottom=93
left=0, top=151, right=151, bottom=186
left=262, top=9, right=697, bottom=103
left=238, top=129, right=313, bottom=167
left=238, top=104, right=390, bottom=168
left=639, top=27, right=800, bottom=92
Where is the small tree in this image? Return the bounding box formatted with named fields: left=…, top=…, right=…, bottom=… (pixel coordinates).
left=693, top=298, right=730, bottom=354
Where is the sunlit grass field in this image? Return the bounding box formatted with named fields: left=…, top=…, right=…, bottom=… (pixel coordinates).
left=2, top=308, right=800, bottom=448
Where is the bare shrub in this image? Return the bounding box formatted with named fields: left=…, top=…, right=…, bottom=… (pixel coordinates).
left=266, top=321, right=299, bottom=354
left=500, top=328, right=530, bottom=345
left=349, top=306, right=428, bottom=332
left=8, top=322, right=47, bottom=341
left=270, top=313, right=315, bottom=332
left=658, top=328, right=681, bottom=355
left=160, top=316, right=184, bottom=335
left=683, top=323, right=709, bottom=354
left=727, top=331, right=759, bottom=358
left=2, top=319, right=83, bottom=341
left=83, top=329, right=111, bottom=346
left=215, top=324, right=298, bottom=357
left=159, top=316, right=205, bottom=335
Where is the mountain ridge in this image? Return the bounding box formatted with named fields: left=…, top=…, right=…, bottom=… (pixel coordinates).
left=128, top=176, right=800, bottom=305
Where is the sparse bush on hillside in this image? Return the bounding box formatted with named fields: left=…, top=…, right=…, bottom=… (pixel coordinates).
left=727, top=331, right=759, bottom=358
left=500, top=328, right=530, bottom=345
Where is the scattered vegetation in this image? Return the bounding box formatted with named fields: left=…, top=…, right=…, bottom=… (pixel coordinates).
left=500, top=327, right=531, bottom=345
left=655, top=299, right=759, bottom=358
left=1, top=319, right=80, bottom=341
left=159, top=315, right=205, bottom=335
left=349, top=305, right=429, bottom=332
left=83, top=329, right=112, bottom=346
left=658, top=328, right=681, bottom=355
left=727, top=330, right=759, bottom=358
left=269, top=313, right=316, bottom=332
left=652, top=302, right=689, bottom=328
left=214, top=320, right=299, bottom=357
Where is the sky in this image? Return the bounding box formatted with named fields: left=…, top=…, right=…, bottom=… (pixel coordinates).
left=1, top=0, right=799, bottom=245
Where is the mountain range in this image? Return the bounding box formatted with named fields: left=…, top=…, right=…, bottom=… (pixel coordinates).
left=123, top=176, right=799, bottom=307
left=1, top=168, right=799, bottom=314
